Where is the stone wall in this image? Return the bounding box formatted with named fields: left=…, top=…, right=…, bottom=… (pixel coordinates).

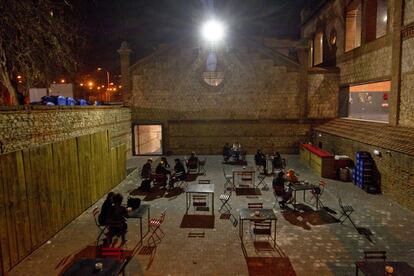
left=0, top=106, right=132, bottom=157
left=400, top=37, right=414, bottom=127
left=405, top=0, right=414, bottom=25
left=314, top=131, right=414, bottom=212
left=307, top=70, right=339, bottom=118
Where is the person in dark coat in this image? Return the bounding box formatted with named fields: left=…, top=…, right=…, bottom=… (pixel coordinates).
left=254, top=149, right=267, bottom=173
left=187, top=152, right=199, bottom=170
left=223, top=142, right=232, bottom=161
left=106, top=193, right=129, bottom=243
left=98, top=192, right=114, bottom=225
left=171, top=158, right=187, bottom=188
left=140, top=159, right=153, bottom=191
left=272, top=152, right=284, bottom=173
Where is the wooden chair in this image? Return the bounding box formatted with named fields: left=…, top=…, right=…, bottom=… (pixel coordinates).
left=363, top=250, right=387, bottom=262
left=148, top=208, right=167, bottom=246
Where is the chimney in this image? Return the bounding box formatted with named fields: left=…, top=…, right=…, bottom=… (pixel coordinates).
left=117, top=41, right=132, bottom=104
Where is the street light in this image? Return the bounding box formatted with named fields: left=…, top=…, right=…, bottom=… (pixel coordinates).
left=97, top=68, right=110, bottom=100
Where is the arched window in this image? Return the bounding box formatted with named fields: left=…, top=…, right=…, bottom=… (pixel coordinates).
left=202, top=52, right=224, bottom=86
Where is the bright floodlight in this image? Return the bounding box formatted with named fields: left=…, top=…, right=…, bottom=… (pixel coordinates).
left=201, top=20, right=225, bottom=43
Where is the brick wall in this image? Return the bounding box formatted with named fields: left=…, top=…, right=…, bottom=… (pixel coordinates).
left=307, top=71, right=339, bottom=118
left=405, top=0, right=414, bottom=25
left=128, top=39, right=335, bottom=154
left=314, top=131, right=414, bottom=212
left=0, top=106, right=132, bottom=157
left=400, top=37, right=414, bottom=127
left=166, top=120, right=313, bottom=155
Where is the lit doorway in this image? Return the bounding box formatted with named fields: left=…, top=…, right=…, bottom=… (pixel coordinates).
left=133, top=124, right=163, bottom=155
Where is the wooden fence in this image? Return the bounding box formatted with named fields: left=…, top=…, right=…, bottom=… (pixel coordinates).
left=0, top=131, right=126, bottom=272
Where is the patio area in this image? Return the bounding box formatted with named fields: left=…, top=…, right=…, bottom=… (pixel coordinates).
left=9, top=155, right=414, bottom=276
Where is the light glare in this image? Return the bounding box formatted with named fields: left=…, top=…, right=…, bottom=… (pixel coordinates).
left=202, top=20, right=225, bottom=43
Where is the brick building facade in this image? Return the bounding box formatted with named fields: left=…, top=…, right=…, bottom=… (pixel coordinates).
left=302, top=0, right=414, bottom=211
left=121, top=37, right=338, bottom=155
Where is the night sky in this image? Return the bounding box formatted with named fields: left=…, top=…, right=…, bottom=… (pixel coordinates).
left=79, top=0, right=321, bottom=73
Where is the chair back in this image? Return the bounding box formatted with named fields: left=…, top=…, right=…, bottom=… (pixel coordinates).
left=92, top=207, right=101, bottom=227
left=199, top=158, right=206, bottom=166
left=318, top=180, right=326, bottom=195
left=159, top=208, right=167, bottom=224
left=198, top=179, right=211, bottom=184
left=364, top=250, right=386, bottom=262
left=253, top=220, right=271, bottom=235
left=248, top=203, right=263, bottom=209
left=101, top=247, right=122, bottom=260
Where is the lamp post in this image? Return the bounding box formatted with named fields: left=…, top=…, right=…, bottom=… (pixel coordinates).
left=97, top=67, right=110, bottom=101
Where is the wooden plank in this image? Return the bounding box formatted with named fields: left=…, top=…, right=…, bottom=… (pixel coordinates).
left=77, top=135, right=92, bottom=210
left=52, top=142, right=66, bottom=228
left=111, top=148, right=117, bottom=186
left=1, top=153, right=19, bottom=267
left=0, top=154, right=12, bottom=271
left=13, top=151, right=32, bottom=258
left=102, top=131, right=111, bottom=194
left=67, top=138, right=81, bottom=218
left=22, top=149, right=42, bottom=250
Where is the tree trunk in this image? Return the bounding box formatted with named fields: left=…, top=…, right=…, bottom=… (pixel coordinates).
left=0, top=67, right=18, bottom=105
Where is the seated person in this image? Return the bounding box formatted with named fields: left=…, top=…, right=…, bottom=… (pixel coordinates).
left=279, top=184, right=293, bottom=210
left=272, top=152, right=284, bottom=173
left=222, top=142, right=232, bottom=161
left=187, top=152, right=199, bottom=170
left=140, top=159, right=153, bottom=191
left=160, top=157, right=171, bottom=170
left=232, top=142, right=241, bottom=160
left=171, top=158, right=187, bottom=187
left=272, top=171, right=289, bottom=209
left=286, top=169, right=298, bottom=184
left=254, top=149, right=267, bottom=173
left=155, top=159, right=170, bottom=187
left=106, top=193, right=129, bottom=243
left=98, top=192, right=114, bottom=226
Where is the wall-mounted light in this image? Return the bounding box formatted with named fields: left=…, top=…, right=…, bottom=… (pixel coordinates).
left=318, top=133, right=322, bottom=137
left=373, top=149, right=381, bottom=157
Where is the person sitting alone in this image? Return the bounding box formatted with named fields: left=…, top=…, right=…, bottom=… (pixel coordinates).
left=140, top=159, right=153, bottom=192
left=222, top=142, right=232, bottom=162
left=286, top=169, right=298, bottom=184
left=98, top=192, right=114, bottom=226
left=232, top=142, right=241, bottom=161
left=106, top=193, right=129, bottom=244
left=187, top=152, right=199, bottom=171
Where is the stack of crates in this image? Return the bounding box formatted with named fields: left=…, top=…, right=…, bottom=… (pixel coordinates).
left=352, top=151, right=375, bottom=192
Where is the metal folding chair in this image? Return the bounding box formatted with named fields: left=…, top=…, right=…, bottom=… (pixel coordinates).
left=148, top=208, right=167, bottom=246
left=255, top=175, right=269, bottom=190
left=173, top=171, right=186, bottom=189
left=338, top=198, right=357, bottom=228
left=363, top=250, right=387, bottom=261
left=223, top=167, right=233, bottom=192
left=219, top=189, right=232, bottom=213
left=309, top=180, right=326, bottom=208
left=199, top=158, right=207, bottom=175
left=92, top=207, right=107, bottom=246
left=252, top=220, right=272, bottom=242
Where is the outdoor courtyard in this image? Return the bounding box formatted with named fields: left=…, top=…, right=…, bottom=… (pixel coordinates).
left=8, top=155, right=414, bottom=276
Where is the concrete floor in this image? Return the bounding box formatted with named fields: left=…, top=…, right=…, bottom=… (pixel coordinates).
left=9, top=155, right=414, bottom=276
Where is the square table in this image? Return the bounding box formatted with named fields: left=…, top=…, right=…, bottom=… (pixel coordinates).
left=186, top=183, right=215, bottom=215
left=239, top=208, right=277, bottom=247
left=128, top=204, right=150, bottom=245
left=290, top=182, right=320, bottom=209
left=355, top=261, right=414, bottom=275
left=61, top=258, right=123, bottom=276
left=233, top=167, right=255, bottom=188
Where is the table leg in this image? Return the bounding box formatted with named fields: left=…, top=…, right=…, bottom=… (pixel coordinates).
left=355, top=265, right=358, bottom=276
left=212, top=192, right=214, bottom=215
left=147, top=208, right=150, bottom=234
left=186, top=192, right=188, bottom=214
left=316, top=194, right=319, bottom=209
left=139, top=217, right=143, bottom=245
left=273, top=219, right=276, bottom=248
left=303, top=190, right=306, bottom=202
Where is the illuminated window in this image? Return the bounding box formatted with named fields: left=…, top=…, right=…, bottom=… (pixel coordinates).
left=348, top=81, right=390, bottom=122
left=309, top=40, right=314, bottom=68
left=366, top=0, right=388, bottom=42
left=345, top=0, right=362, bottom=52
left=202, top=52, right=224, bottom=86
left=313, top=31, right=323, bottom=65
